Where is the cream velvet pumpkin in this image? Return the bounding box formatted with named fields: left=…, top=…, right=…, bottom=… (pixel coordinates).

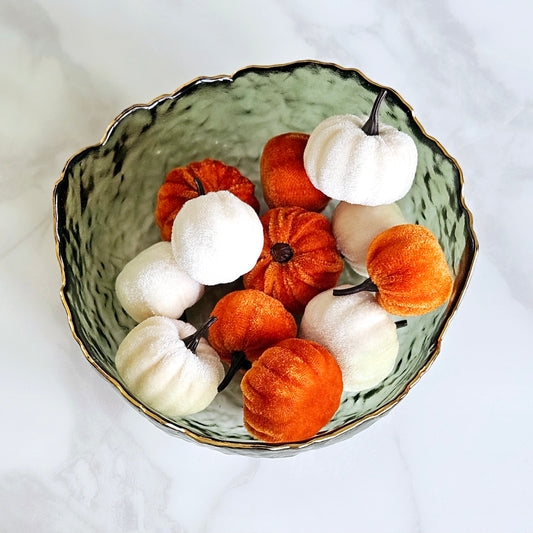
left=115, top=316, right=224, bottom=417
left=115, top=241, right=204, bottom=322
left=331, top=202, right=406, bottom=277
left=299, top=287, right=400, bottom=392
left=303, top=90, right=418, bottom=205
left=171, top=190, right=264, bottom=285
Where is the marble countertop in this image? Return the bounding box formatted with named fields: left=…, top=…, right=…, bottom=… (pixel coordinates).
left=2, top=1, right=532, bottom=531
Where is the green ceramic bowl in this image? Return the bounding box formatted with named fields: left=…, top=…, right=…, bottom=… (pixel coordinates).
left=54, top=60, right=477, bottom=456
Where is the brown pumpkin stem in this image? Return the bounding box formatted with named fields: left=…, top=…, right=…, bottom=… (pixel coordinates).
left=270, top=242, right=294, bottom=263
left=395, top=319, right=408, bottom=329
left=332, top=277, right=379, bottom=296
left=182, top=316, right=217, bottom=353
left=217, top=350, right=252, bottom=392
left=361, top=89, right=387, bottom=136
left=193, top=176, right=206, bottom=196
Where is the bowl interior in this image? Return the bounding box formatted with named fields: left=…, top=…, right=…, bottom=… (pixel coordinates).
left=55, top=61, right=476, bottom=455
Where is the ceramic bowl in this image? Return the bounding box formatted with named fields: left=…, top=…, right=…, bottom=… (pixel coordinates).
left=54, top=60, right=477, bottom=457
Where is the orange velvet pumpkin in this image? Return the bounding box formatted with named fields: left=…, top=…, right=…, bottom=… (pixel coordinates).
left=243, top=206, right=344, bottom=315
left=209, top=289, right=297, bottom=365
left=334, top=224, right=453, bottom=316
left=260, top=132, right=330, bottom=212
left=155, top=158, right=260, bottom=241
left=241, top=338, right=343, bottom=443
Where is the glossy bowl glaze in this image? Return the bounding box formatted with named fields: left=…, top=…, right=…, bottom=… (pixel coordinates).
left=54, top=60, right=478, bottom=456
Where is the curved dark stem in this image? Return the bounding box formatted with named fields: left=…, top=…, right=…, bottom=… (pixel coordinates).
left=270, top=242, right=294, bottom=263
left=332, top=277, right=379, bottom=296
left=217, top=350, right=251, bottom=392
left=361, top=89, right=387, bottom=136
left=193, top=176, right=206, bottom=196
left=395, top=319, right=408, bottom=329
left=182, top=316, right=217, bottom=353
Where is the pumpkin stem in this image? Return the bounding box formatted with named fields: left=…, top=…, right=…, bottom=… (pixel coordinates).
left=217, top=350, right=252, bottom=392
left=361, top=89, right=387, bottom=136
left=193, top=176, right=206, bottom=196
left=332, top=278, right=379, bottom=296
left=395, top=319, right=408, bottom=329
left=270, top=242, right=294, bottom=263
left=182, top=316, right=217, bottom=353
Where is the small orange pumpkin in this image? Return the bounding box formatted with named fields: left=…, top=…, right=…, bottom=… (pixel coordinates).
left=209, top=289, right=297, bottom=365
left=260, top=132, right=330, bottom=212
left=334, top=224, right=453, bottom=316
left=243, top=206, right=344, bottom=314
left=155, top=158, right=260, bottom=241
left=241, top=338, right=343, bottom=443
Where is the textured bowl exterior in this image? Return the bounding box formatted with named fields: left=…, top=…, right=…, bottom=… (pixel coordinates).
left=54, top=60, right=478, bottom=457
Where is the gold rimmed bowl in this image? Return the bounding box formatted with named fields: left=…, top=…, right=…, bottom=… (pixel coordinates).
left=54, top=61, right=477, bottom=456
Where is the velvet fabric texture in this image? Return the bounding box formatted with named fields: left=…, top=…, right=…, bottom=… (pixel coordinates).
left=155, top=158, right=260, bottom=241
left=367, top=224, right=453, bottom=315
left=170, top=190, right=264, bottom=286
left=260, top=132, right=330, bottom=212
left=208, top=289, right=297, bottom=365
left=243, top=206, right=343, bottom=314
left=241, top=338, right=343, bottom=443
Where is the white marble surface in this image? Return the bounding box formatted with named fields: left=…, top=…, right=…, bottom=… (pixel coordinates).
left=1, top=0, right=532, bottom=531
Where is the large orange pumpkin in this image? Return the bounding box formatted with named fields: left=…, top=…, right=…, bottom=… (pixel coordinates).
left=243, top=206, right=344, bottom=314
left=334, top=224, right=453, bottom=316
left=260, top=132, right=330, bottom=212
left=209, top=289, right=297, bottom=365
left=241, top=338, right=343, bottom=443
left=155, top=158, right=260, bottom=241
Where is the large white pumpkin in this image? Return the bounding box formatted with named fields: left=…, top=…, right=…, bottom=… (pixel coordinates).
left=115, top=316, right=224, bottom=417
left=303, top=90, right=418, bottom=205
left=299, top=287, right=400, bottom=392
left=171, top=190, right=264, bottom=285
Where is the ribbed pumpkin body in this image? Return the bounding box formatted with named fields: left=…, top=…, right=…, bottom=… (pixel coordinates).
left=115, top=317, right=224, bottom=417
left=209, top=289, right=297, bottom=364
left=155, top=158, right=260, bottom=240
left=243, top=206, right=344, bottom=314
left=241, top=338, right=343, bottom=443
left=367, top=224, right=453, bottom=315
left=303, top=112, right=418, bottom=206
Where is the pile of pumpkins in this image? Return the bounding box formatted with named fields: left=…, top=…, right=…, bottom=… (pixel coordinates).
left=114, top=90, right=453, bottom=444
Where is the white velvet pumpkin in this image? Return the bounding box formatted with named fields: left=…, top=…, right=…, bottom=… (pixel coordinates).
left=115, top=241, right=204, bottom=322
left=331, top=202, right=406, bottom=277
left=171, top=190, right=264, bottom=285
left=303, top=91, right=417, bottom=205
left=299, top=287, right=400, bottom=392
left=115, top=316, right=224, bottom=417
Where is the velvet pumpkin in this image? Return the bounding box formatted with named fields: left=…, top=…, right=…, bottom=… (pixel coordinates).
left=243, top=206, right=344, bottom=314
left=171, top=189, right=264, bottom=286
left=333, top=224, right=453, bottom=316
left=115, top=241, right=204, bottom=322
left=115, top=316, right=224, bottom=417
left=331, top=202, right=406, bottom=277
left=260, top=132, right=330, bottom=212
left=241, top=338, right=343, bottom=443
left=303, top=89, right=418, bottom=205
left=300, top=288, right=400, bottom=392
left=155, top=158, right=260, bottom=241
left=209, top=289, right=297, bottom=365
